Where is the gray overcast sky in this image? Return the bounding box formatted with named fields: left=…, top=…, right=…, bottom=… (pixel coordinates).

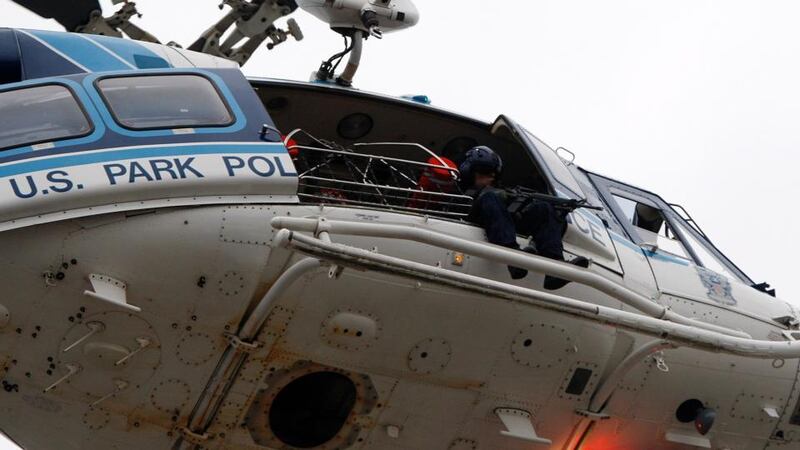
left=0, top=1, right=799, bottom=445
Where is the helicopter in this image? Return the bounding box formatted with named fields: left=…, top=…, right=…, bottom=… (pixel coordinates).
left=0, top=1, right=798, bottom=449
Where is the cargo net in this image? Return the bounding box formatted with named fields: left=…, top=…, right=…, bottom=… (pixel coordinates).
left=285, top=129, right=473, bottom=218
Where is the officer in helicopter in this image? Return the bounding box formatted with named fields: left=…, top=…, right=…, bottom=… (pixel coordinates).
left=459, top=146, right=589, bottom=289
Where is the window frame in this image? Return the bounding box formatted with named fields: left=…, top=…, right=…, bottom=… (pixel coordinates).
left=0, top=82, right=94, bottom=152
left=587, top=171, right=753, bottom=283
left=93, top=72, right=236, bottom=132
left=608, top=188, right=694, bottom=261
left=496, top=115, right=585, bottom=199
left=521, top=129, right=585, bottom=199
left=567, top=164, right=627, bottom=236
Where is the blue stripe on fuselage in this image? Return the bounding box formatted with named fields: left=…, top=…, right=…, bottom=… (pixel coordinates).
left=0, top=143, right=285, bottom=178
left=27, top=30, right=131, bottom=72
left=16, top=32, right=87, bottom=77
left=610, top=232, right=642, bottom=252
left=609, top=232, right=691, bottom=266
left=645, top=250, right=691, bottom=266
left=87, top=35, right=170, bottom=69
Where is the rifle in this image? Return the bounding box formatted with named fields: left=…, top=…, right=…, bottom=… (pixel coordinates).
left=505, top=186, right=603, bottom=221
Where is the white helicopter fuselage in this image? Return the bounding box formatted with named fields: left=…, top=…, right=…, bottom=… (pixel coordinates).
left=0, top=27, right=797, bottom=450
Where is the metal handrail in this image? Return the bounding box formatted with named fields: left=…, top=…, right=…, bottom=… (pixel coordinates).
left=273, top=228, right=800, bottom=359
left=284, top=128, right=460, bottom=175
left=298, top=188, right=463, bottom=209
left=293, top=145, right=460, bottom=174
left=297, top=193, right=470, bottom=217
left=270, top=216, right=752, bottom=339
left=288, top=130, right=469, bottom=219
left=182, top=258, right=324, bottom=442
left=352, top=142, right=458, bottom=180
left=299, top=176, right=473, bottom=201
left=669, top=202, right=708, bottom=238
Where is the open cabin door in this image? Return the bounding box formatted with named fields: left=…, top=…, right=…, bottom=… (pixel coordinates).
left=492, top=116, right=622, bottom=274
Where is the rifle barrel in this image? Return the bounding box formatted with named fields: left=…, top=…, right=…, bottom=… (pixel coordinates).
left=509, top=189, right=604, bottom=212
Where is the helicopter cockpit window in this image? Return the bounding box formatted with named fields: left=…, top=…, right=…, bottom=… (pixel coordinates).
left=0, top=84, right=92, bottom=151
left=671, top=219, right=737, bottom=279
left=612, top=194, right=691, bottom=259
left=97, top=74, right=234, bottom=130
left=586, top=173, right=752, bottom=283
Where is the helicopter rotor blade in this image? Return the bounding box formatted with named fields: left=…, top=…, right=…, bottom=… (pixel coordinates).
left=12, top=0, right=102, bottom=31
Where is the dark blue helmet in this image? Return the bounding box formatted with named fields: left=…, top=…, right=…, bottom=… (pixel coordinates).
left=458, top=145, right=503, bottom=186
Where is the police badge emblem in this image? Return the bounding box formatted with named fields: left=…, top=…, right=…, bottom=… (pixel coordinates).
left=696, top=266, right=736, bottom=306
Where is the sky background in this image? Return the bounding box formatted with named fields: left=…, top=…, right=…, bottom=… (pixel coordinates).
left=1, top=1, right=800, bottom=447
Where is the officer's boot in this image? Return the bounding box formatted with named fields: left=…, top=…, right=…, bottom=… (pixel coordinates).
left=507, top=245, right=538, bottom=280
left=543, top=256, right=590, bottom=290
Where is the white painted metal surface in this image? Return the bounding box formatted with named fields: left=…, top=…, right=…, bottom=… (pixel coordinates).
left=0, top=203, right=797, bottom=449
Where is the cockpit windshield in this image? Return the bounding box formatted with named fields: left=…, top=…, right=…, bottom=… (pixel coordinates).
left=588, top=172, right=753, bottom=284
left=611, top=194, right=693, bottom=260
left=670, top=218, right=739, bottom=279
